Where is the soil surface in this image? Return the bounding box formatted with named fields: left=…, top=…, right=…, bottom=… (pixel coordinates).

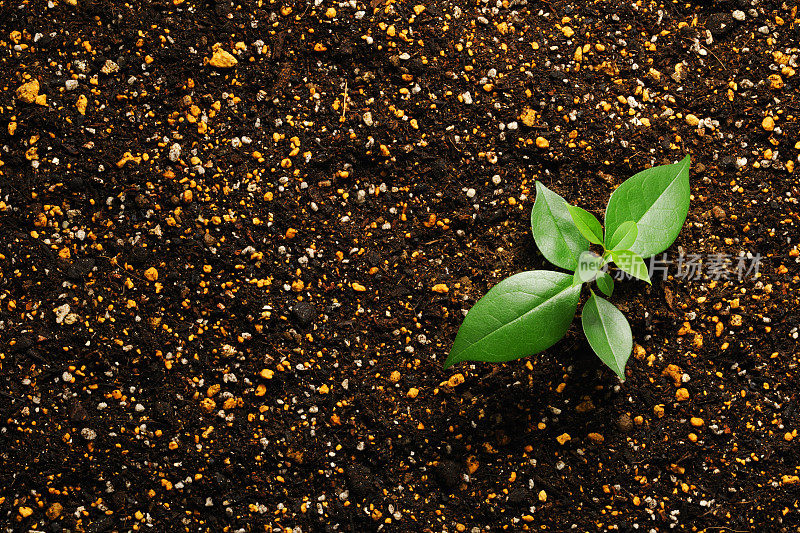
left=1, top=0, right=800, bottom=531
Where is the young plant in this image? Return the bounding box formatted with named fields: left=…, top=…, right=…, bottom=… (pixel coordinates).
left=444, top=155, right=691, bottom=380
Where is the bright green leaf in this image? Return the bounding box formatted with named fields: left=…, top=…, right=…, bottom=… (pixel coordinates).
left=581, top=292, right=632, bottom=380
left=531, top=183, right=590, bottom=270
left=606, top=220, right=638, bottom=251
left=566, top=204, right=604, bottom=245
left=611, top=250, right=651, bottom=285
left=596, top=271, right=614, bottom=297
left=604, top=155, right=691, bottom=258
left=575, top=251, right=604, bottom=284
left=444, top=271, right=581, bottom=368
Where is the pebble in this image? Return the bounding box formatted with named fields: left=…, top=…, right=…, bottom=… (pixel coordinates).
left=466, top=188, right=476, bottom=198
left=144, top=267, right=159, bottom=281
left=168, top=143, right=182, bottom=162
left=732, top=10, right=746, bottom=21
left=16, top=79, right=43, bottom=104
left=616, top=413, right=634, bottom=433
left=556, top=432, right=571, bottom=445
left=461, top=91, right=473, bottom=105
left=535, top=136, right=549, bottom=149
left=447, top=373, right=465, bottom=387
left=432, top=283, right=449, bottom=293
left=685, top=114, right=700, bottom=126
left=762, top=116, right=775, bottom=132
left=712, top=206, right=726, bottom=220
left=65, top=79, right=79, bottom=91
left=690, top=417, right=705, bottom=427
left=676, top=388, right=690, bottom=401
left=362, top=111, right=373, bottom=126
left=406, top=387, right=419, bottom=398
left=587, top=432, right=604, bottom=444
left=208, top=47, right=237, bottom=68
left=100, top=59, right=119, bottom=74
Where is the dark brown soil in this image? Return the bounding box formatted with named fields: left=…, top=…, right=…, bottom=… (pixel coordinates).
left=1, top=0, right=799, bottom=531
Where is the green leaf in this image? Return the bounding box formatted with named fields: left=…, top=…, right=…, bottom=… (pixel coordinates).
left=596, top=271, right=614, bottom=297
left=604, top=155, right=691, bottom=258
left=575, top=251, right=604, bottom=284
left=445, top=271, right=581, bottom=368
left=531, top=183, right=590, bottom=270
left=605, top=220, right=638, bottom=251
left=611, top=250, right=651, bottom=285
left=581, top=292, right=632, bottom=381
left=566, top=204, right=604, bottom=245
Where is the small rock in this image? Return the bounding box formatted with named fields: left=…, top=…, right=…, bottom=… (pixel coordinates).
left=168, top=143, right=182, bottom=162
left=16, top=79, right=40, bottom=104
left=461, top=91, right=473, bottom=105
left=54, top=304, right=71, bottom=324
left=100, top=60, right=119, bottom=75
left=616, top=413, right=634, bottom=433
left=762, top=116, right=775, bottom=132
left=587, top=432, right=605, bottom=444
left=535, top=136, right=549, bottom=149
left=432, top=283, right=449, bottom=293
left=144, top=267, right=158, bottom=281
left=732, top=10, right=746, bottom=21
left=685, top=114, right=700, bottom=127
left=690, top=417, right=705, bottom=427
left=712, top=205, right=726, bottom=220
left=676, top=388, right=690, bottom=401
left=46, top=503, right=63, bottom=520
left=362, top=111, right=373, bottom=126
left=65, top=79, right=79, bottom=91
left=208, top=47, right=237, bottom=68
left=447, top=373, right=465, bottom=387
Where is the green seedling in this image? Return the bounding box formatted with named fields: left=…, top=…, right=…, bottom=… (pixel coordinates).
left=445, top=155, right=691, bottom=380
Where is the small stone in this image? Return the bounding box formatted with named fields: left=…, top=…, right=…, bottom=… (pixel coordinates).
left=81, top=427, right=97, bottom=440
left=447, top=373, right=465, bottom=387
left=432, top=283, right=449, bottom=293
left=535, top=136, right=549, bottom=149
left=587, top=432, right=604, bottom=444
left=46, top=503, right=63, bottom=520
left=767, top=74, right=784, bottom=90
left=556, top=432, right=571, bottom=445
left=461, top=91, right=473, bottom=105
left=676, top=388, right=690, bottom=401
left=406, top=387, right=419, bottom=398
left=144, top=267, right=158, bottom=281
left=685, top=114, right=700, bottom=126
left=561, top=26, right=574, bottom=38
left=325, top=7, right=336, bottom=18
left=100, top=60, right=119, bottom=74
left=19, top=506, right=34, bottom=518
left=520, top=108, right=537, bottom=127
left=762, top=116, right=775, bottom=132
left=712, top=205, right=726, bottom=220
left=16, top=79, right=40, bottom=103
left=54, top=303, right=71, bottom=324
left=208, top=47, right=238, bottom=68
left=466, top=188, right=476, bottom=198
left=732, top=10, right=745, bottom=21
left=389, top=371, right=401, bottom=383
left=168, top=143, right=181, bottom=162
left=76, top=94, right=87, bottom=115
left=538, top=490, right=547, bottom=502
left=352, top=282, right=366, bottom=292
left=690, top=417, right=704, bottom=427
left=65, top=79, right=79, bottom=91
left=617, top=414, right=634, bottom=433
left=362, top=111, right=373, bottom=126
